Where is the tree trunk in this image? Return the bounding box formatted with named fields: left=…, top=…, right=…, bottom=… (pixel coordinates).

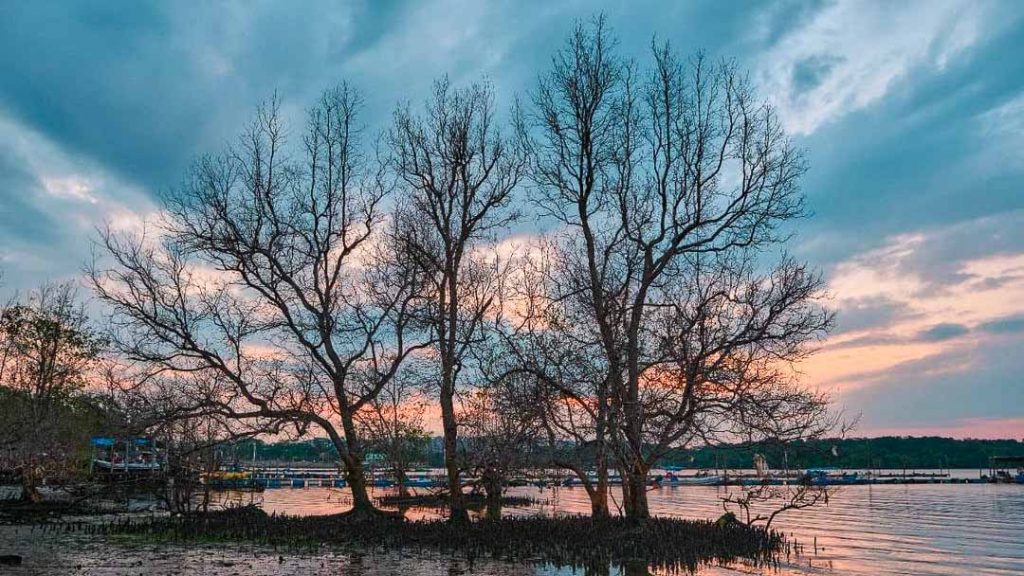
left=591, top=474, right=610, bottom=518
left=621, top=463, right=650, bottom=521
left=562, top=460, right=610, bottom=518
left=337, top=406, right=380, bottom=517
left=345, top=458, right=375, bottom=515
left=396, top=468, right=409, bottom=498
left=440, top=386, right=468, bottom=522
left=581, top=389, right=611, bottom=519
left=438, top=268, right=469, bottom=524
left=20, top=467, right=43, bottom=504
left=592, top=438, right=610, bottom=518
left=483, top=467, right=502, bottom=520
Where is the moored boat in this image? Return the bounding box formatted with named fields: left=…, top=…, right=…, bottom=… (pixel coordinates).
left=656, top=472, right=723, bottom=486
left=203, top=469, right=265, bottom=492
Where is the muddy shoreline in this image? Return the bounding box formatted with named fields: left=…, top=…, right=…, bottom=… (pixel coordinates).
left=1, top=523, right=533, bottom=576
left=0, top=504, right=786, bottom=576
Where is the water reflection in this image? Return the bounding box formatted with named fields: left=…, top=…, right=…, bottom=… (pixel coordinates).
left=239, top=477, right=1024, bottom=575
left=3, top=476, right=1020, bottom=575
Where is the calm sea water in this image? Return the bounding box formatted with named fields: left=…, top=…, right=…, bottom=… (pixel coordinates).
left=249, top=473, right=1024, bottom=576
left=2, top=472, right=1022, bottom=575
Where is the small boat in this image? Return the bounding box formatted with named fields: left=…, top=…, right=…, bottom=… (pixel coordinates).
left=801, top=469, right=862, bottom=486
left=204, top=469, right=265, bottom=492
left=656, top=472, right=722, bottom=486
left=561, top=473, right=625, bottom=487
left=985, top=456, right=1024, bottom=484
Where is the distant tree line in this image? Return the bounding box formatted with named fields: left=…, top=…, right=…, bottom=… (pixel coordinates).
left=224, top=435, right=1024, bottom=472
left=664, top=436, right=1024, bottom=470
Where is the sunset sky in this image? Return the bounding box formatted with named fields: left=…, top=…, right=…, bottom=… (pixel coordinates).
left=1, top=0, right=1022, bottom=439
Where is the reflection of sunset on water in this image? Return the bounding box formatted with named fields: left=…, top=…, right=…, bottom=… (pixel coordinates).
left=238, top=481, right=1024, bottom=575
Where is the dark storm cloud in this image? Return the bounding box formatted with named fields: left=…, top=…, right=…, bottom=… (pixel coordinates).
left=0, top=0, right=763, bottom=278
left=1, top=0, right=1021, bottom=281
left=0, top=0, right=804, bottom=196
left=791, top=54, right=844, bottom=93
left=6, top=1, right=1019, bottom=253
left=0, top=1, right=369, bottom=191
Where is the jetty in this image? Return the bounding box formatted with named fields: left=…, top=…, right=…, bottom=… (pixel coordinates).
left=988, top=456, right=1024, bottom=483
left=189, top=465, right=1019, bottom=491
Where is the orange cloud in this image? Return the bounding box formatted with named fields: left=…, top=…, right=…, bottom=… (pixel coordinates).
left=807, top=227, right=1024, bottom=437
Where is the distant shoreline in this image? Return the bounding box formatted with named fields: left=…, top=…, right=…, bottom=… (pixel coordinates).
left=219, top=436, right=1024, bottom=471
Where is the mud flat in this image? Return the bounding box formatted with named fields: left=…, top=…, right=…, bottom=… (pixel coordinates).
left=0, top=523, right=540, bottom=576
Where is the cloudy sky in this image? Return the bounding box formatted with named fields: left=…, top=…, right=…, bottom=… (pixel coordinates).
left=1, top=0, right=1022, bottom=439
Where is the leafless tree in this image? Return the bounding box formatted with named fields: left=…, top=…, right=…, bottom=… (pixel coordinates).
left=90, top=85, right=431, bottom=517
left=461, top=372, right=542, bottom=519
left=521, top=18, right=832, bottom=520
left=486, top=245, right=618, bottom=517
left=355, top=369, right=430, bottom=497
left=389, top=78, right=527, bottom=521
left=107, top=367, right=274, bottom=513
left=721, top=480, right=831, bottom=532
left=613, top=254, right=835, bottom=518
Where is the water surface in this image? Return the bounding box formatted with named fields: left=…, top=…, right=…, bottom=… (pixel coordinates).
left=2, top=471, right=1021, bottom=575
left=253, top=476, right=1024, bottom=575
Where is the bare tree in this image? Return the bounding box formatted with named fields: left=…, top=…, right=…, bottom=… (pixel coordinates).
left=721, top=478, right=831, bottom=532
left=612, top=254, right=834, bottom=518
left=522, top=18, right=831, bottom=520
left=107, top=367, right=274, bottom=514
left=90, top=85, right=430, bottom=517
left=461, top=372, right=541, bottom=519
left=355, top=370, right=430, bottom=498
left=487, top=245, right=618, bottom=517
left=389, top=78, right=526, bottom=522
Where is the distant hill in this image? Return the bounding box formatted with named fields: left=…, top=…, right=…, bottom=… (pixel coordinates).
left=227, top=436, right=1024, bottom=470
